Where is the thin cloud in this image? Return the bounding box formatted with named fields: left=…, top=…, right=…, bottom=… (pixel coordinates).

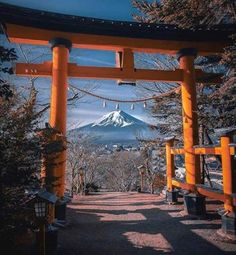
left=72, top=56, right=114, bottom=67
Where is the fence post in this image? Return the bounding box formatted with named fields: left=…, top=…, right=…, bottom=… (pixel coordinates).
left=165, top=137, right=178, bottom=203
left=220, top=130, right=236, bottom=236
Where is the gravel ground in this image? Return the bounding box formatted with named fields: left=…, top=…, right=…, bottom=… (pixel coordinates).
left=58, top=192, right=236, bottom=255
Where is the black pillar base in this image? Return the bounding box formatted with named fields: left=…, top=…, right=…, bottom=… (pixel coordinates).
left=221, top=214, right=236, bottom=236
left=55, top=199, right=67, bottom=221
left=184, top=193, right=206, bottom=217
left=166, top=190, right=178, bottom=204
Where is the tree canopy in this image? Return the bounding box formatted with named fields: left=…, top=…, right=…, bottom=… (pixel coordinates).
left=133, top=0, right=236, bottom=136
left=0, top=45, right=41, bottom=252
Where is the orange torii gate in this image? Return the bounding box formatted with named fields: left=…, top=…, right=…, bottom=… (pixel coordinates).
left=1, top=3, right=236, bottom=235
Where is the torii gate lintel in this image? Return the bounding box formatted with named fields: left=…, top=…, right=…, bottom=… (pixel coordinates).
left=1, top=1, right=236, bottom=236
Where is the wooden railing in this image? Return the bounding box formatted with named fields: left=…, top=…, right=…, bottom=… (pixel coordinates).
left=166, top=130, right=236, bottom=213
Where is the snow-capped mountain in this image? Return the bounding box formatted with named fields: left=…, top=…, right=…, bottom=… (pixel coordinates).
left=68, top=110, right=159, bottom=145
left=91, top=110, right=145, bottom=128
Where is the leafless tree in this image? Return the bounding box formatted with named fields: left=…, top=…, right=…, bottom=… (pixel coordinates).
left=66, top=135, right=102, bottom=195
left=98, top=151, right=143, bottom=192
left=139, top=140, right=166, bottom=194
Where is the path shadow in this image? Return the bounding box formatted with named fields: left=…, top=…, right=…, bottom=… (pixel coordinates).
left=58, top=193, right=236, bottom=255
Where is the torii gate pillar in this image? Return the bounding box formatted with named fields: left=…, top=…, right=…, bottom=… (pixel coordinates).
left=178, top=48, right=206, bottom=216
left=48, top=38, right=71, bottom=198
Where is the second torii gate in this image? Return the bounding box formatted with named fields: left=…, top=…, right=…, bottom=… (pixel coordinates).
left=0, top=3, right=235, bottom=221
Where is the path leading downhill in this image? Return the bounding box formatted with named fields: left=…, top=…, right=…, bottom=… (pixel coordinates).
left=58, top=192, right=236, bottom=255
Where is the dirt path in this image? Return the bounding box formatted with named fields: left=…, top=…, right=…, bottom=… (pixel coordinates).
left=58, top=192, right=236, bottom=255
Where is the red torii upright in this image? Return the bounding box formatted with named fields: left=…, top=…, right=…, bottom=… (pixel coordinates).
left=1, top=2, right=235, bottom=236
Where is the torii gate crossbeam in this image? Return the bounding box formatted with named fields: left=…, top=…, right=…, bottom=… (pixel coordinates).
left=1, top=3, right=235, bottom=228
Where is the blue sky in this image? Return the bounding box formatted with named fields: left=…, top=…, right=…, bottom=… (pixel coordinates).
left=1, top=0, right=159, bottom=129
left=1, top=0, right=137, bottom=21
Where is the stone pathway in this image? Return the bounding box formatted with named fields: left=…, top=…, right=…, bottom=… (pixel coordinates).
left=58, top=192, right=236, bottom=255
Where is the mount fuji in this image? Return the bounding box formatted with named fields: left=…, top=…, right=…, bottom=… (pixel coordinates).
left=68, top=110, right=159, bottom=145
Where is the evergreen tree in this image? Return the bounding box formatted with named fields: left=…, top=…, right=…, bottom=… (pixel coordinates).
left=132, top=0, right=236, bottom=135
left=0, top=46, right=41, bottom=252
left=0, top=46, right=16, bottom=100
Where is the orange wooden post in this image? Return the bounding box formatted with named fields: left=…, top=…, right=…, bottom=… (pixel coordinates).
left=48, top=38, right=72, bottom=198
left=165, top=138, right=178, bottom=203
left=166, top=139, right=175, bottom=191
left=220, top=131, right=236, bottom=235
left=221, top=134, right=235, bottom=213
left=115, top=48, right=135, bottom=85
left=178, top=48, right=201, bottom=186
left=115, top=51, right=122, bottom=85
left=178, top=48, right=205, bottom=215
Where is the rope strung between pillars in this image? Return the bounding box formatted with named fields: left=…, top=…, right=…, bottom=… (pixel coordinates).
left=68, top=84, right=180, bottom=110
left=69, top=84, right=179, bottom=103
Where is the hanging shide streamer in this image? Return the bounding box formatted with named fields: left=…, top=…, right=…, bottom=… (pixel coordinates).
left=103, top=100, right=106, bottom=108
left=131, top=104, right=134, bottom=110
left=116, top=103, right=119, bottom=109
left=143, top=101, right=147, bottom=108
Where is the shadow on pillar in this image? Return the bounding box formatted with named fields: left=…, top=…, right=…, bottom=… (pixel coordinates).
left=183, top=193, right=206, bottom=217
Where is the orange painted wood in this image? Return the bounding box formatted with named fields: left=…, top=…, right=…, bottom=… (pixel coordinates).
left=196, top=186, right=225, bottom=202
left=15, top=61, right=52, bottom=77
left=170, top=148, right=185, bottom=155
left=122, top=48, right=134, bottom=69
left=230, top=146, right=236, bottom=155
left=50, top=47, right=68, bottom=135
left=49, top=45, right=69, bottom=197
left=221, top=136, right=235, bottom=212
left=16, top=62, right=223, bottom=84
left=166, top=140, right=175, bottom=191
left=170, top=146, right=235, bottom=155
left=68, top=65, right=184, bottom=82
left=16, top=62, right=184, bottom=82
left=171, top=147, right=222, bottom=155
left=171, top=179, right=195, bottom=191
left=6, top=23, right=227, bottom=55
left=180, top=55, right=201, bottom=185
left=194, top=147, right=222, bottom=155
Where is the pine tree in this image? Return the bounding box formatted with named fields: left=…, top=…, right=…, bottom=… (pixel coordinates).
left=0, top=46, right=41, bottom=252
left=0, top=46, right=16, bottom=100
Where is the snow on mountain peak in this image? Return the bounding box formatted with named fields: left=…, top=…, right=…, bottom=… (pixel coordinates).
left=69, top=110, right=161, bottom=144
left=92, top=110, right=142, bottom=128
